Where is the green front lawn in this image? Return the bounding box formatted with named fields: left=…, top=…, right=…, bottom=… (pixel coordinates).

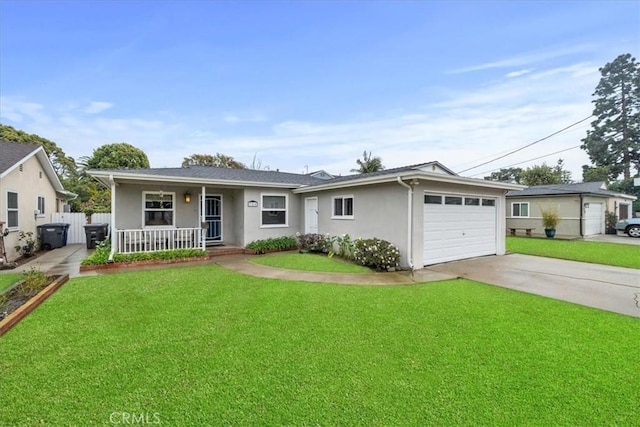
left=250, top=252, right=371, bottom=273
left=0, top=273, right=22, bottom=292
left=507, top=236, right=640, bottom=269
left=1, top=265, right=638, bottom=425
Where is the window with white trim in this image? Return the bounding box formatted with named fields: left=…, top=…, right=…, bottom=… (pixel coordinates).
left=261, top=194, right=287, bottom=226
left=332, top=196, right=354, bottom=218
left=511, top=202, right=529, bottom=217
left=37, top=196, right=45, bottom=217
left=7, top=191, right=18, bottom=228
left=143, top=192, right=175, bottom=227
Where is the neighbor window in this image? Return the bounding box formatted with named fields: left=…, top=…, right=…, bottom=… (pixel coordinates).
left=261, top=194, right=287, bottom=226
left=143, top=192, right=174, bottom=227
left=37, top=196, right=45, bottom=217
left=7, top=191, right=18, bottom=228
left=332, top=196, right=354, bottom=219
left=512, top=202, right=529, bottom=217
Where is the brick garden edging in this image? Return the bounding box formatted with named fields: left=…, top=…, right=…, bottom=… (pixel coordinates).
left=0, top=274, right=69, bottom=336
left=79, top=255, right=211, bottom=272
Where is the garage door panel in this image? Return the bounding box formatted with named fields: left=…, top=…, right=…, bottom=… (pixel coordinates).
left=585, top=203, right=603, bottom=236
left=423, top=195, right=497, bottom=265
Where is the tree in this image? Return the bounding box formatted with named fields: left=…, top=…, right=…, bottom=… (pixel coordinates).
left=351, top=150, right=384, bottom=174
left=484, top=167, right=524, bottom=183
left=520, top=159, right=572, bottom=186
left=181, top=153, right=245, bottom=169
left=0, top=124, right=77, bottom=179
left=582, top=165, right=612, bottom=183
left=86, top=142, right=150, bottom=170
left=581, top=53, right=640, bottom=181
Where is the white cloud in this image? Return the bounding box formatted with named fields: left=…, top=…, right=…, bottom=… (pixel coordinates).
left=0, top=60, right=603, bottom=181
left=505, top=69, right=533, bottom=78
left=223, top=113, right=267, bottom=124
left=84, top=101, right=113, bottom=114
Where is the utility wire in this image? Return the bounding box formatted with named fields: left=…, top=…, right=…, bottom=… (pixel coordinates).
left=456, top=115, right=592, bottom=174
left=468, top=144, right=582, bottom=178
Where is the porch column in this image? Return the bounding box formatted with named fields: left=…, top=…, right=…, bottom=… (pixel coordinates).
left=201, top=186, right=206, bottom=251
left=109, top=175, right=117, bottom=260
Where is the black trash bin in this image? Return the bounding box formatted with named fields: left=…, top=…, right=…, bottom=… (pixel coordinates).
left=84, top=223, right=109, bottom=249
left=37, top=223, right=71, bottom=250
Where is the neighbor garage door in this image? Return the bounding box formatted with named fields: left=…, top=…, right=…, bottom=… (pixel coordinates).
left=585, top=202, right=603, bottom=236
left=423, top=194, right=497, bottom=266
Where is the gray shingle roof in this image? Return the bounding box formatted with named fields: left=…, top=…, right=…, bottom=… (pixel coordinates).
left=317, top=162, right=455, bottom=184
left=506, top=182, right=630, bottom=198
left=91, top=166, right=327, bottom=186
left=0, top=140, right=40, bottom=175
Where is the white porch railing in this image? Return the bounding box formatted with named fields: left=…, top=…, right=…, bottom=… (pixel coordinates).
left=114, top=228, right=204, bottom=254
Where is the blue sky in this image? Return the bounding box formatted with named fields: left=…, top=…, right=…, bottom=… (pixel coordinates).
left=1, top=1, right=638, bottom=179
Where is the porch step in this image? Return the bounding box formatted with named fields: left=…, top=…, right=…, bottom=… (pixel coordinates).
left=206, top=246, right=245, bottom=257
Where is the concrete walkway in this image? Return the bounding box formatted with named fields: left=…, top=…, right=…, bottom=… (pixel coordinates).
left=0, top=244, right=93, bottom=278
left=429, top=254, right=640, bottom=318
left=214, top=255, right=456, bottom=285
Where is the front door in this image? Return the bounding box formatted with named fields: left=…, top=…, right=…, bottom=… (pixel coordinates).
left=305, top=197, right=318, bottom=234
left=203, top=195, right=223, bottom=244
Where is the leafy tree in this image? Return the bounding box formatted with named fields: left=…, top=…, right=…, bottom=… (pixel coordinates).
left=581, top=53, right=640, bottom=181
left=582, top=165, right=612, bottom=183
left=86, top=142, right=150, bottom=170
left=609, top=178, right=640, bottom=213
left=351, top=150, right=384, bottom=174
left=484, top=167, right=524, bottom=183
left=0, top=124, right=77, bottom=179
left=520, top=159, right=572, bottom=186
left=182, top=153, right=245, bottom=169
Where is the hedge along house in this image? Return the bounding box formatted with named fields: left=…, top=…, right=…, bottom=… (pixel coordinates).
left=505, top=182, right=637, bottom=238
left=88, top=162, right=524, bottom=268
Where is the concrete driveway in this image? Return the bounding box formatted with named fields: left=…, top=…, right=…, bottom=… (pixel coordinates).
left=428, top=254, right=640, bottom=318
left=584, top=233, right=640, bottom=245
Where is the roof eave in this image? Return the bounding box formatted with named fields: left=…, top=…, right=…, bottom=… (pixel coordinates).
left=294, top=171, right=526, bottom=193
left=88, top=170, right=305, bottom=189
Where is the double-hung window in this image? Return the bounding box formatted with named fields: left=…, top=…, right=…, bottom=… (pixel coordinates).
left=143, top=192, right=175, bottom=227
left=511, top=202, right=529, bottom=217
left=261, top=194, right=287, bottom=226
left=332, top=196, right=354, bottom=219
left=7, top=191, right=18, bottom=229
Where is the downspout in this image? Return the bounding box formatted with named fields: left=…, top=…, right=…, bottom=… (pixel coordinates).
left=396, top=177, right=414, bottom=270
left=579, top=194, right=584, bottom=237
left=108, top=174, right=117, bottom=261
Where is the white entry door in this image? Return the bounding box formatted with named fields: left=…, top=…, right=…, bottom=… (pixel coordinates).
left=305, top=197, right=318, bottom=234
left=585, top=203, right=603, bottom=236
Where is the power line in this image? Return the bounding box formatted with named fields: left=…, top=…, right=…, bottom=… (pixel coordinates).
left=456, top=115, right=593, bottom=174
left=469, top=144, right=582, bottom=178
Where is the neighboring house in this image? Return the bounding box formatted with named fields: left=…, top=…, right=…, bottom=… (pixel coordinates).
left=505, top=182, right=637, bottom=237
left=88, top=162, right=523, bottom=268
left=0, top=140, right=76, bottom=260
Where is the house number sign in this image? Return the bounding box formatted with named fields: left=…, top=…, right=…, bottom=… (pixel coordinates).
left=247, top=200, right=258, bottom=207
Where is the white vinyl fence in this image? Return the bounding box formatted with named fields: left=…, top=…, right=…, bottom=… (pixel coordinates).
left=50, top=213, right=111, bottom=244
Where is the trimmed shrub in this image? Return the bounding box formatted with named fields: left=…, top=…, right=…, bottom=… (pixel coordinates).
left=245, top=236, right=297, bottom=254
left=81, top=239, right=207, bottom=265
left=353, top=238, right=401, bottom=271
left=296, top=233, right=330, bottom=253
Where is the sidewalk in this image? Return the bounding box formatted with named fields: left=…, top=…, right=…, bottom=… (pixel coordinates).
left=0, top=244, right=95, bottom=278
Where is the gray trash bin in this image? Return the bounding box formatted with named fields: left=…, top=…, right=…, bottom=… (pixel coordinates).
left=37, top=223, right=71, bottom=250
left=84, top=224, right=109, bottom=249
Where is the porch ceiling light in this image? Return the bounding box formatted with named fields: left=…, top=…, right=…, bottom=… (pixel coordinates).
left=184, top=192, right=192, bottom=203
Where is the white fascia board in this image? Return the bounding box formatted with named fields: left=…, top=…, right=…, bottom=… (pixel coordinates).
left=293, top=171, right=526, bottom=194
left=88, top=171, right=301, bottom=189
left=0, top=146, right=41, bottom=179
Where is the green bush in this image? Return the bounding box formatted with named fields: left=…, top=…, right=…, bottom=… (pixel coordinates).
left=331, top=234, right=355, bottom=260
left=246, top=236, right=297, bottom=254
left=81, top=239, right=206, bottom=265
left=353, top=238, right=401, bottom=271
left=17, top=267, right=48, bottom=297
left=295, top=233, right=330, bottom=253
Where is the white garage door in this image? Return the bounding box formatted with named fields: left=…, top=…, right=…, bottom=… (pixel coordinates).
left=423, top=194, right=497, bottom=266
left=585, top=203, right=603, bottom=236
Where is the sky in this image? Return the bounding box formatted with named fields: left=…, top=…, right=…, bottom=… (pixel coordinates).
left=1, top=1, right=639, bottom=180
